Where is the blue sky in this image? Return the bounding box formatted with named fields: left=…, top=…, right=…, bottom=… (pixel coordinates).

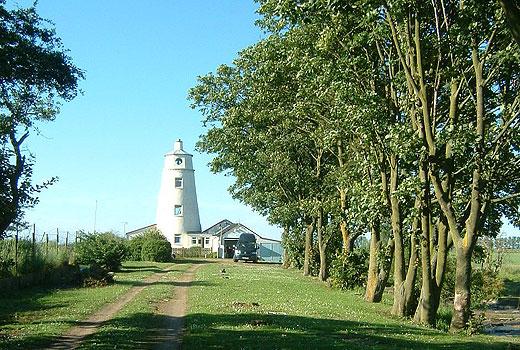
left=12, top=0, right=280, bottom=240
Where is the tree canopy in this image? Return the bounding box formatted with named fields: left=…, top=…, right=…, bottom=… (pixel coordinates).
left=190, top=0, right=518, bottom=331
left=0, top=1, right=83, bottom=237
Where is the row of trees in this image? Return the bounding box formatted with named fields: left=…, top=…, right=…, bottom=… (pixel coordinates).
left=190, top=0, right=519, bottom=331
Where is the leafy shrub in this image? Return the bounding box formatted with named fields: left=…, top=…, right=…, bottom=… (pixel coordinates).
left=141, top=238, right=172, bottom=262
left=125, top=228, right=172, bottom=262
left=329, top=248, right=369, bottom=290
left=74, top=232, right=127, bottom=271
left=126, top=235, right=145, bottom=261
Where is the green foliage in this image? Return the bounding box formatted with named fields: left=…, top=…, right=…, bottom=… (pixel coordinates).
left=126, top=235, right=145, bottom=261
left=436, top=306, right=453, bottom=332
left=141, top=238, right=172, bottom=262
left=125, top=228, right=173, bottom=262
left=329, top=248, right=369, bottom=290
left=74, top=232, right=127, bottom=272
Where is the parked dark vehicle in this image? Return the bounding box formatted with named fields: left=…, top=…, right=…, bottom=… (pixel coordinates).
left=233, top=233, right=258, bottom=263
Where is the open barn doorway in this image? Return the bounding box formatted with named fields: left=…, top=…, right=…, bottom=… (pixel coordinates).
left=223, top=238, right=238, bottom=258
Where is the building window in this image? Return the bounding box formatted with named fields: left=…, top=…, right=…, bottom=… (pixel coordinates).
left=174, top=234, right=181, bottom=244
left=175, top=177, right=183, bottom=188
left=191, top=236, right=197, bottom=245
left=174, top=205, right=182, bottom=216
left=205, top=237, right=210, bottom=246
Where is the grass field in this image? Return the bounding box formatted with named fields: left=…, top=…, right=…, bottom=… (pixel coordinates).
left=184, top=262, right=520, bottom=350
left=0, top=261, right=176, bottom=349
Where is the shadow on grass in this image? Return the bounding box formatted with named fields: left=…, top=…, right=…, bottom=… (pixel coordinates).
left=77, top=312, right=183, bottom=349
left=5, top=311, right=518, bottom=350
left=183, top=313, right=519, bottom=350
left=0, top=287, right=68, bottom=326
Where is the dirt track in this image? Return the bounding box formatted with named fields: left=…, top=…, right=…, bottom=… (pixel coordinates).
left=45, top=263, right=202, bottom=350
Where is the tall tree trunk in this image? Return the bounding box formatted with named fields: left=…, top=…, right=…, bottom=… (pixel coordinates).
left=432, top=218, right=450, bottom=313
left=449, top=40, right=485, bottom=330
left=414, top=158, right=436, bottom=326
left=451, top=247, right=472, bottom=330
left=365, top=222, right=393, bottom=302
left=393, top=198, right=420, bottom=317
left=337, top=140, right=357, bottom=254
left=389, top=155, right=407, bottom=316
left=281, top=225, right=290, bottom=269
left=303, top=217, right=315, bottom=276
left=317, top=208, right=328, bottom=281
left=338, top=188, right=356, bottom=254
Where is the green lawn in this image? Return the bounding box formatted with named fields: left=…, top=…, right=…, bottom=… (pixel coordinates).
left=0, top=261, right=175, bottom=349
left=184, top=262, right=520, bottom=350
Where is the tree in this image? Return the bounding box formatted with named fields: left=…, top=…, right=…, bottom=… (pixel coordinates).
left=0, top=2, right=83, bottom=238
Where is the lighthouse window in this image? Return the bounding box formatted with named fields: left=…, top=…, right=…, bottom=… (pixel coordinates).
left=175, top=177, right=183, bottom=188
left=174, top=205, right=183, bottom=216
left=174, top=234, right=181, bottom=244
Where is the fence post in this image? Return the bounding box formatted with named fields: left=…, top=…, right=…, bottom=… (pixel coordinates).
left=65, top=231, right=69, bottom=249
left=32, top=224, right=36, bottom=264
left=56, top=228, right=59, bottom=253
left=14, top=228, right=19, bottom=277
left=45, top=233, right=48, bottom=256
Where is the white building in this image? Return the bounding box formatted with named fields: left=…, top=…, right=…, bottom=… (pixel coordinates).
left=125, top=139, right=283, bottom=262
left=155, top=139, right=202, bottom=246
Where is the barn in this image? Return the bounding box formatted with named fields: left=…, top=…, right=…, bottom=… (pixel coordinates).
left=202, top=220, right=284, bottom=263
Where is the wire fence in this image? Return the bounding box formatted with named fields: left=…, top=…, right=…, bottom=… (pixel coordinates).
left=0, top=225, right=87, bottom=278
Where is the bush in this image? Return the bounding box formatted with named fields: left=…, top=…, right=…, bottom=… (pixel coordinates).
left=329, top=248, right=369, bottom=290
left=126, top=235, right=145, bottom=261
left=74, top=232, right=127, bottom=271
left=124, top=228, right=173, bottom=262
left=141, top=238, right=172, bottom=262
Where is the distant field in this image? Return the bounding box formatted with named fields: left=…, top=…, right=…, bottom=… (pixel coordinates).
left=500, top=250, right=520, bottom=297
left=184, top=262, right=519, bottom=350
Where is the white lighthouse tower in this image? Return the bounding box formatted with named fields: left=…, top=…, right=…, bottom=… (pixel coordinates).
left=156, top=139, right=201, bottom=246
